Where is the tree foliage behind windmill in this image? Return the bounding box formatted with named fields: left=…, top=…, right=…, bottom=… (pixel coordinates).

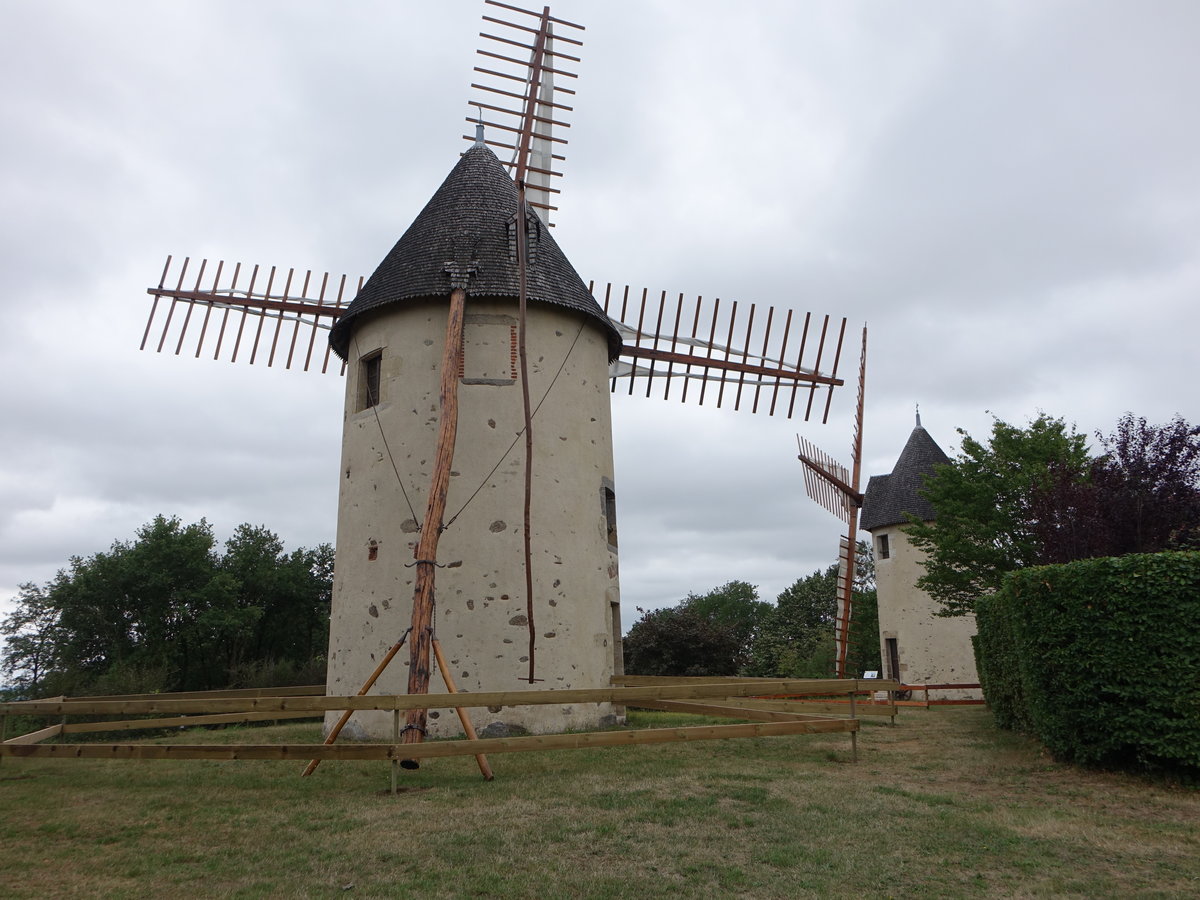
left=623, top=561, right=879, bottom=679
left=622, top=582, right=769, bottom=677
left=747, top=545, right=880, bottom=678
left=909, top=412, right=1200, bottom=616
left=1, top=516, right=332, bottom=699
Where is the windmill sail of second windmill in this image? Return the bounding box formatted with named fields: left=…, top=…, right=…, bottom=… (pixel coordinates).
left=138, top=1, right=854, bottom=755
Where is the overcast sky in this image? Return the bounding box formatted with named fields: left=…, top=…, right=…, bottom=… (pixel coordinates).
left=2, top=0, right=1198, bottom=632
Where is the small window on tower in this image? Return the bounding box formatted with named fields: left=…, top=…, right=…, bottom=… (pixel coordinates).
left=877, top=533, right=890, bottom=560
left=359, top=351, right=382, bottom=411
left=602, top=483, right=618, bottom=551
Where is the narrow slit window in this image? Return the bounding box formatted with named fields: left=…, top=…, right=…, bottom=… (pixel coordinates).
left=602, top=484, right=618, bottom=550
left=360, top=351, right=382, bottom=411
left=885, top=637, right=901, bottom=682
left=877, top=533, right=890, bottom=560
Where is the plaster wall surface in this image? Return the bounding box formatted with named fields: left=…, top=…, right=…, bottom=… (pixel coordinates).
left=325, top=298, right=621, bottom=739
left=872, top=524, right=980, bottom=699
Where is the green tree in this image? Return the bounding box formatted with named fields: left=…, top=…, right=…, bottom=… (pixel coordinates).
left=1032, top=413, right=1200, bottom=561
left=745, top=545, right=880, bottom=678
left=0, top=583, right=60, bottom=696
left=845, top=584, right=882, bottom=678
left=217, top=525, right=333, bottom=686
left=906, top=414, right=1091, bottom=616
left=622, top=580, right=769, bottom=677
left=681, top=580, right=771, bottom=655
left=47, top=516, right=221, bottom=692
left=746, top=565, right=836, bottom=677
left=0, top=516, right=333, bottom=698
left=622, top=605, right=746, bottom=677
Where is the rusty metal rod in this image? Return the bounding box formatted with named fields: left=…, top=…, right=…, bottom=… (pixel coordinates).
left=174, top=258, right=207, bottom=356
left=193, top=259, right=224, bottom=359
left=769, top=309, right=793, bottom=417
left=485, top=0, right=585, bottom=31
left=471, top=81, right=574, bottom=110
left=482, top=14, right=584, bottom=46
left=140, top=256, right=173, bottom=351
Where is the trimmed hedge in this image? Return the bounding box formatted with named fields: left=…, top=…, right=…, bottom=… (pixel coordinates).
left=972, top=602, right=1033, bottom=734
left=974, top=552, right=1200, bottom=774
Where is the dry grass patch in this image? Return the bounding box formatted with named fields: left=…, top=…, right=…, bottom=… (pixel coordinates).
left=1, top=710, right=1197, bottom=897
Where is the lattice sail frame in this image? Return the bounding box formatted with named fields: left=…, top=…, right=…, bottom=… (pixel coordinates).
left=601, top=284, right=847, bottom=422
left=797, top=327, right=868, bottom=675
left=141, top=2, right=848, bottom=423
left=467, top=0, right=584, bottom=220
left=140, top=255, right=351, bottom=374
left=142, top=258, right=847, bottom=423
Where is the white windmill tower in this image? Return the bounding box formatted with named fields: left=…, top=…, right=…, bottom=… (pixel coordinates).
left=140, top=2, right=853, bottom=762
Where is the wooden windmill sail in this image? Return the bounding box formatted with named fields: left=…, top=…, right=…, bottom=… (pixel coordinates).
left=797, top=327, right=867, bottom=678
left=138, top=1, right=854, bottom=772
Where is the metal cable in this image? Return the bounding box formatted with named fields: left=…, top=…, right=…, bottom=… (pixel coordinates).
left=350, top=333, right=420, bottom=524
left=443, top=316, right=587, bottom=530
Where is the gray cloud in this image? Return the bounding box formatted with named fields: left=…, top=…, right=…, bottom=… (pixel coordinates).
left=2, top=0, right=1198, bottom=637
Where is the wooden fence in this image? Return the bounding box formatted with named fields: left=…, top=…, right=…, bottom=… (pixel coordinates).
left=0, top=678, right=895, bottom=774
left=612, top=675, right=900, bottom=723
left=892, top=683, right=984, bottom=708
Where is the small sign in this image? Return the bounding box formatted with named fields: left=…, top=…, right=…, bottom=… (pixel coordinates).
left=863, top=671, right=879, bottom=679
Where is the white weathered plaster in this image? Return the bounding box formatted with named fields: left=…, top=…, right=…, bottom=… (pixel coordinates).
left=871, top=524, right=980, bottom=699
left=325, top=298, right=621, bottom=739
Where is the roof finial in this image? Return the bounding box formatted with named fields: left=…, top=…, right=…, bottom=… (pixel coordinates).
left=915, top=403, right=922, bottom=428
left=474, top=111, right=485, bottom=148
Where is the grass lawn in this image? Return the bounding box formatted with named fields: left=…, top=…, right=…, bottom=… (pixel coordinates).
left=1, top=708, right=1197, bottom=898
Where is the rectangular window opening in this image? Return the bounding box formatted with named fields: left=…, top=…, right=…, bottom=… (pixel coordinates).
left=603, top=485, right=618, bottom=550
left=359, top=351, right=382, bottom=411
left=877, top=533, right=890, bottom=560
left=885, top=637, right=901, bottom=682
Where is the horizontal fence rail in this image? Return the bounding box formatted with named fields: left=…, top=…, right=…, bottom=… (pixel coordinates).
left=0, top=678, right=885, bottom=772
left=0, top=719, right=857, bottom=763
left=611, top=675, right=902, bottom=723
left=0, top=679, right=884, bottom=718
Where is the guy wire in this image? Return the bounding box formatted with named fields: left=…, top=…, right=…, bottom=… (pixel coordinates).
left=351, top=334, right=419, bottom=524
left=443, top=317, right=588, bottom=530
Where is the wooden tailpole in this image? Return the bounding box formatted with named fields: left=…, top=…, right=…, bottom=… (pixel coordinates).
left=432, top=638, right=493, bottom=780
left=302, top=287, right=467, bottom=777
left=400, top=287, right=468, bottom=767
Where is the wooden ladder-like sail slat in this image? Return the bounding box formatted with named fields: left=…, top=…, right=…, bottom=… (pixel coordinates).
left=141, top=255, right=351, bottom=374
left=144, top=264, right=853, bottom=425
left=467, top=1, right=585, bottom=224
left=796, top=326, right=869, bottom=677
left=603, top=282, right=848, bottom=422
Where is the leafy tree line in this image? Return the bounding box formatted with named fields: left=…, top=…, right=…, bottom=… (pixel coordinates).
left=623, top=544, right=881, bottom=679
left=1, top=516, right=333, bottom=699
left=907, top=412, right=1200, bottom=616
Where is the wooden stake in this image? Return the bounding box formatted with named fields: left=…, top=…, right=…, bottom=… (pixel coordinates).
left=432, top=638, right=494, bottom=781
left=300, top=628, right=413, bottom=777
left=391, top=707, right=399, bottom=795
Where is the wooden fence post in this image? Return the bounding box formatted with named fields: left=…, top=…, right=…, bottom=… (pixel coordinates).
left=391, top=705, right=400, bottom=796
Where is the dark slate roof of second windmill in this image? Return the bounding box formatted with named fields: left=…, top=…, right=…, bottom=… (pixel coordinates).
left=329, top=144, right=623, bottom=362
left=859, top=426, right=952, bottom=531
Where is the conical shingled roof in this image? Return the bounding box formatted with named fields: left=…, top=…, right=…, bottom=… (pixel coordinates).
left=329, top=144, right=622, bottom=362
left=860, top=425, right=952, bottom=531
